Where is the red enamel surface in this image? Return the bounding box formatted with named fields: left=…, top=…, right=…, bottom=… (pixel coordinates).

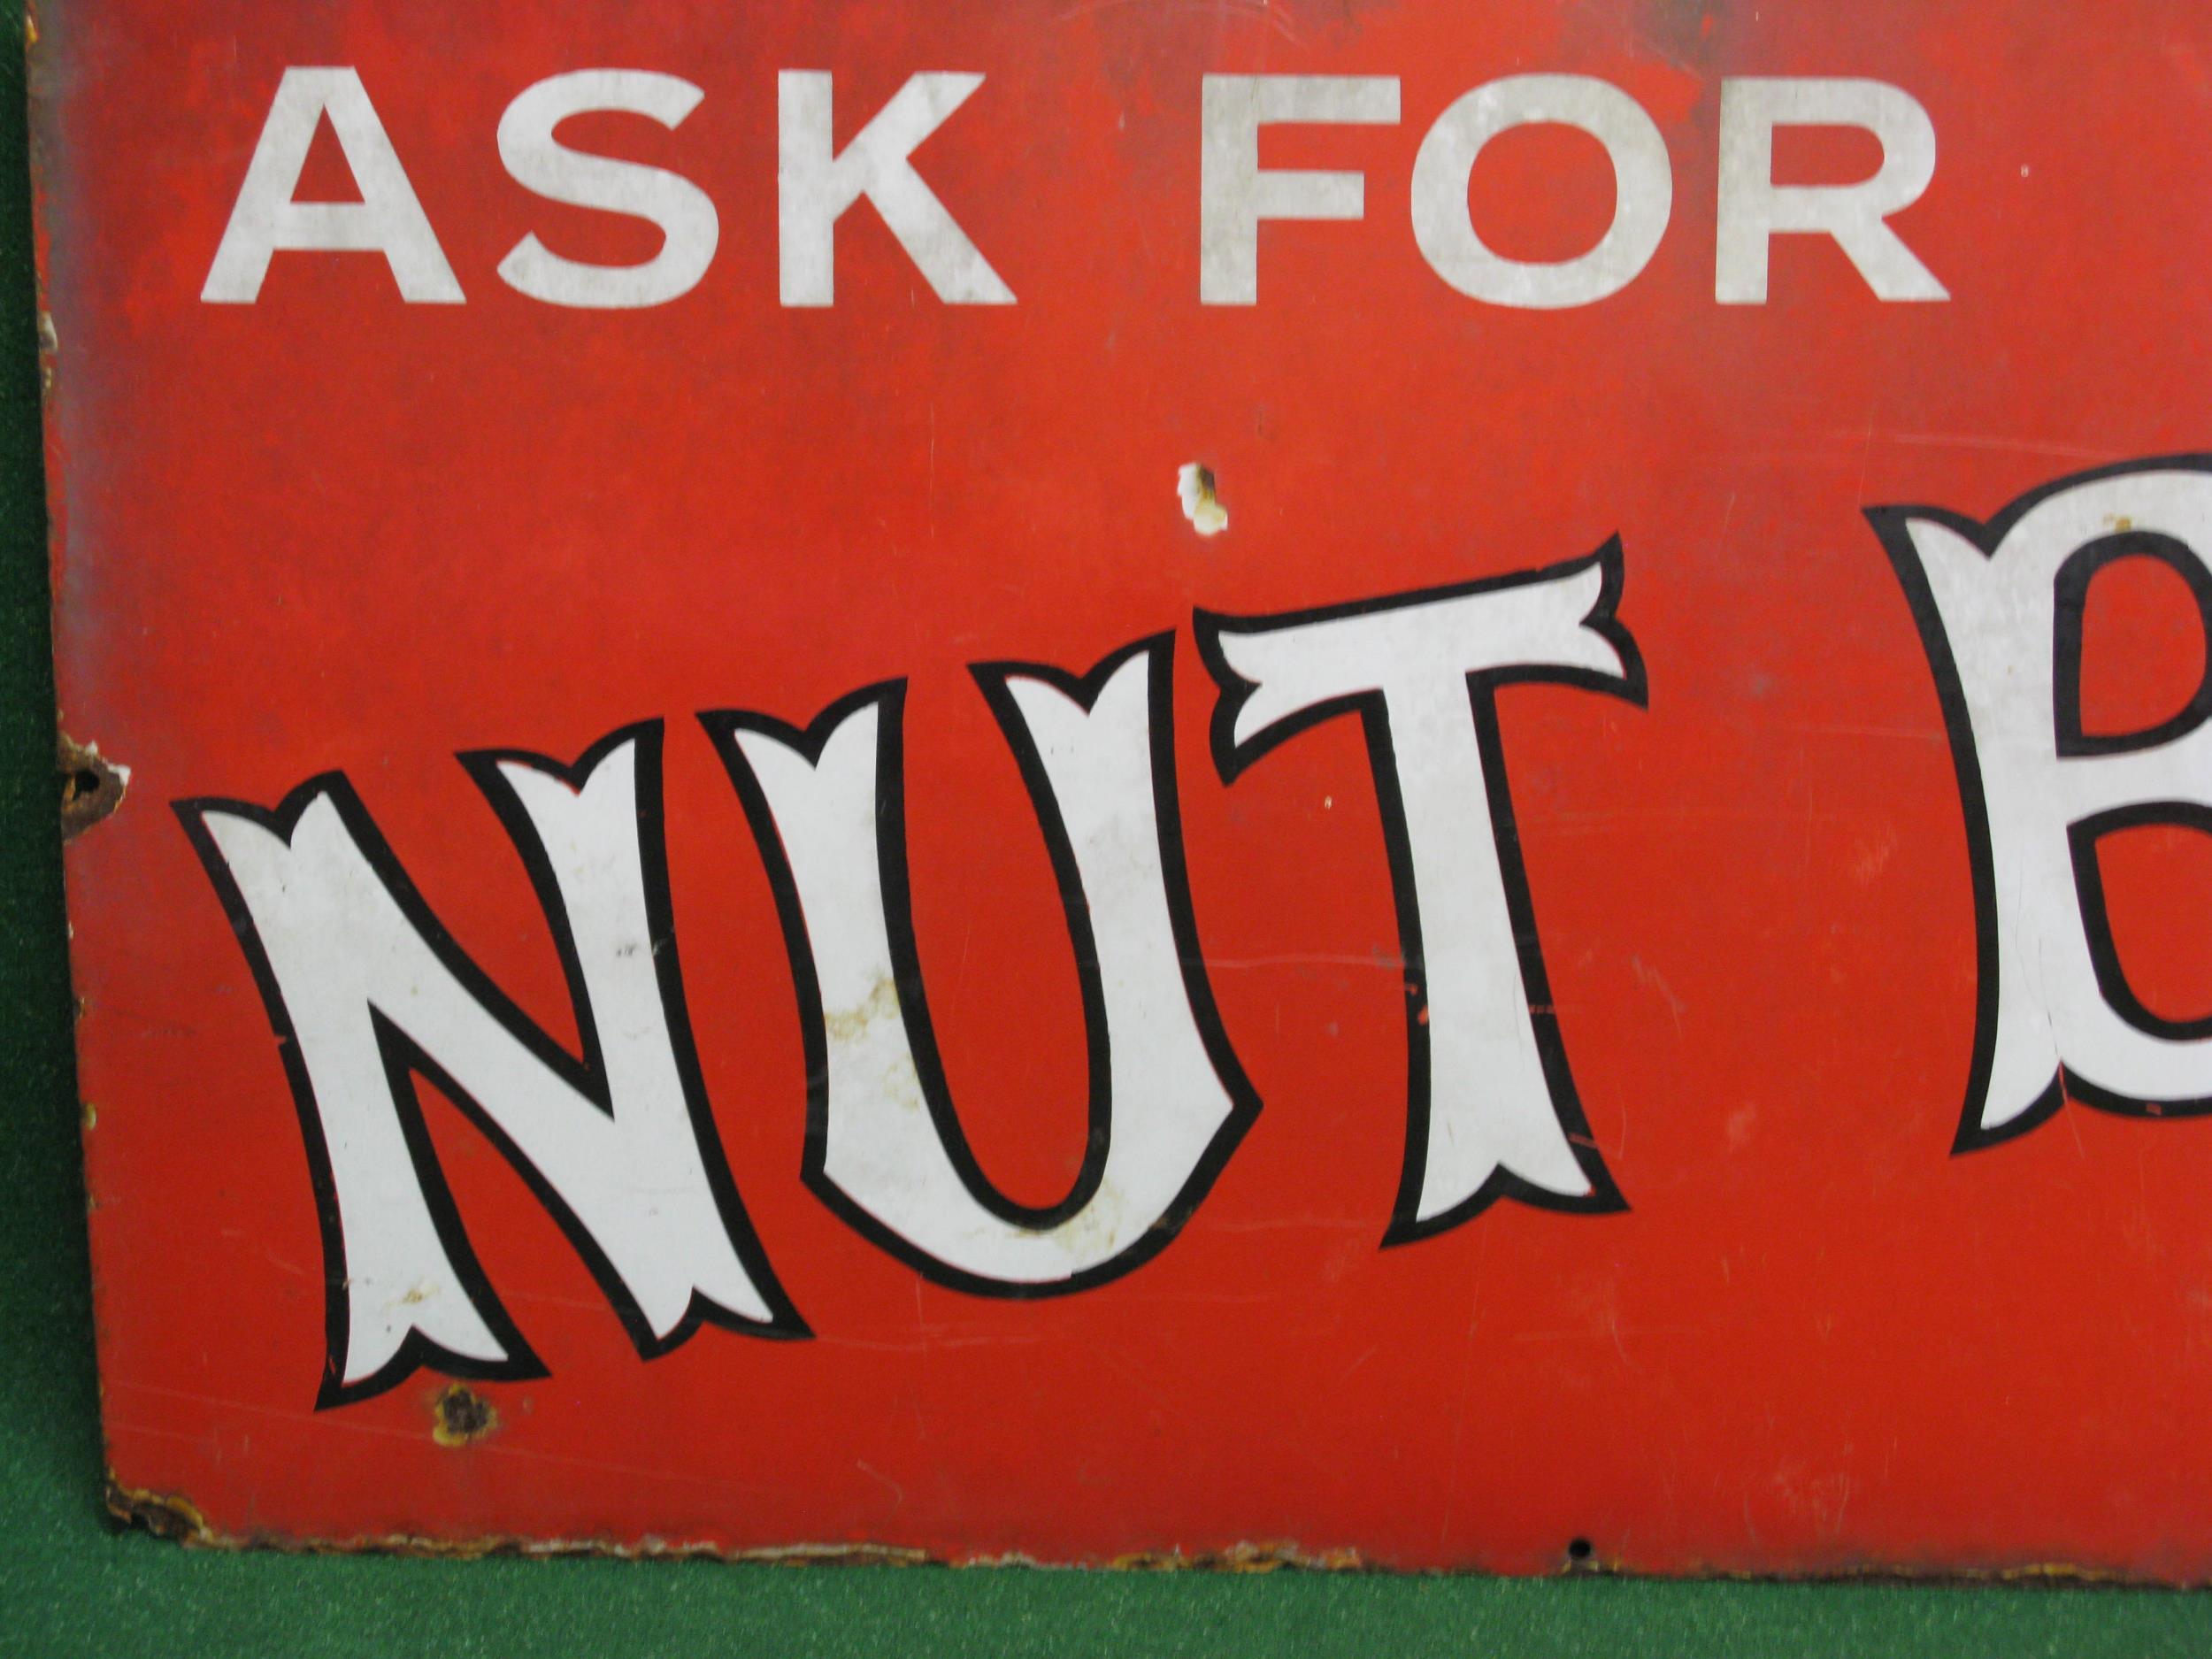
left=38, top=0, right=2212, bottom=1574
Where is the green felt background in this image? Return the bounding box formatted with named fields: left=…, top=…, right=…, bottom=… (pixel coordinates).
left=1, top=15, right=2208, bottom=1655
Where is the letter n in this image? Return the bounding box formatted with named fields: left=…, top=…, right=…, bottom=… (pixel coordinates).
left=176, top=723, right=803, bottom=1408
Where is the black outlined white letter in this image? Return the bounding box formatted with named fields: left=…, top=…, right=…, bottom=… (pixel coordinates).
left=177, top=725, right=803, bottom=1407
left=703, top=638, right=1258, bottom=1294
left=1196, top=549, right=1645, bottom=1241
left=1873, top=457, right=2212, bottom=1148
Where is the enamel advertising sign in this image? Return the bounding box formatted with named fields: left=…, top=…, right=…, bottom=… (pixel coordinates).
left=35, top=0, right=2212, bottom=1576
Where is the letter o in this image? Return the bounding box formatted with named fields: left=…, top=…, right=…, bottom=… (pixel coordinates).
left=1410, top=75, right=1672, bottom=308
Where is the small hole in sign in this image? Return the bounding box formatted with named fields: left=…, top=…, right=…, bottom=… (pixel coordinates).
left=1566, top=1537, right=1594, bottom=1565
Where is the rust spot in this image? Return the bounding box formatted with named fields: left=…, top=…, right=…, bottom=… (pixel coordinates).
left=280, top=1534, right=930, bottom=1563
left=823, top=974, right=901, bottom=1045
left=58, top=732, right=127, bottom=841
left=77, top=1494, right=2202, bottom=1578
left=104, top=1479, right=211, bottom=1544
left=743, top=1543, right=930, bottom=1567
left=431, top=1382, right=499, bottom=1448
left=1107, top=1540, right=1368, bottom=1572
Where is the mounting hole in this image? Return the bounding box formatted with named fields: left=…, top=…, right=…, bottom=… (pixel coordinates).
left=1566, top=1537, right=1594, bottom=1565
left=57, top=738, right=128, bottom=841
